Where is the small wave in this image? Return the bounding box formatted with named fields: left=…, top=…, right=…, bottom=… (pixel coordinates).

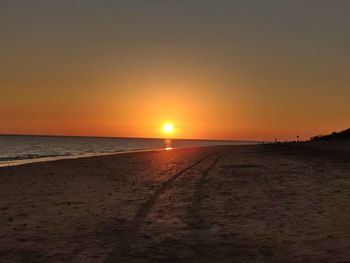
left=0, top=153, right=71, bottom=162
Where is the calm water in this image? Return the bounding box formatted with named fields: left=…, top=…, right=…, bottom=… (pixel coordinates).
left=0, top=135, right=258, bottom=167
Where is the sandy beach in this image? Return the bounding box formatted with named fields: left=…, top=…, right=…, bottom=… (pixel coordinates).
left=0, top=144, right=349, bottom=262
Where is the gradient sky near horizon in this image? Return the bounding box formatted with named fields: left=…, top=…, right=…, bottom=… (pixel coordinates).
left=1, top=1, right=349, bottom=140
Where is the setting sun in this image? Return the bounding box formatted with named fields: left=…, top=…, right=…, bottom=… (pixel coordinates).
left=163, top=123, right=174, bottom=134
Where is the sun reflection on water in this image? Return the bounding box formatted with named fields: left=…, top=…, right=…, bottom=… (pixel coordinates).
left=164, top=138, right=172, bottom=150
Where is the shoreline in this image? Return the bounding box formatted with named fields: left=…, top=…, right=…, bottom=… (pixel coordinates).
left=0, top=136, right=261, bottom=168
left=0, top=144, right=255, bottom=168
left=0, top=147, right=171, bottom=168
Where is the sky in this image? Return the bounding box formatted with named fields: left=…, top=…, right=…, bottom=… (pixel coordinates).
left=0, top=1, right=349, bottom=140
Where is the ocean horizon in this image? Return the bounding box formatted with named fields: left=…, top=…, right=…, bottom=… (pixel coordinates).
left=0, top=134, right=260, bottom=167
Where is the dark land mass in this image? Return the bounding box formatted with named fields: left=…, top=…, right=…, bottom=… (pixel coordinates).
left=311, top=128, right=350, bottom=141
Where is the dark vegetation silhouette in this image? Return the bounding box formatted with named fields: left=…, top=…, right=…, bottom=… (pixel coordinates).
left=311, top=128, right=350, bottom=141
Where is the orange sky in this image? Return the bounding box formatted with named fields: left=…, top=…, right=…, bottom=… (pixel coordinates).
left=0, top=1, right=349, bottom=141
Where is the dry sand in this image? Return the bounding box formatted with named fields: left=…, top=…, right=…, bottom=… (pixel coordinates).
left=0, top=144, right=349, bottom=262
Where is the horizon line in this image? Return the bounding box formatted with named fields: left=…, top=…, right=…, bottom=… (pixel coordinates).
left=0, top=132, right=266, bottom=143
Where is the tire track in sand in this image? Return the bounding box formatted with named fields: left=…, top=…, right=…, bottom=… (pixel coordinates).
left=130, top=152, right=219, bottom=229
left=189, top=152, right=227, bottom=230
left=106, top=150, right=267, bottom=261
left=106, top=151, right=219, bottom=261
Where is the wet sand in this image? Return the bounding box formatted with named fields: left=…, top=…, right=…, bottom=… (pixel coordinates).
left=0, top=144, right=349, bottom=262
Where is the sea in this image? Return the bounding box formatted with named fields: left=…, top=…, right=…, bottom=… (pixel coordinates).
left=0, top=135, right=259, bottom=167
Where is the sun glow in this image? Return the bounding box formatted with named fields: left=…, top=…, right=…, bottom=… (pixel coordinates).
left=163, top=123, right=173, bottom=134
